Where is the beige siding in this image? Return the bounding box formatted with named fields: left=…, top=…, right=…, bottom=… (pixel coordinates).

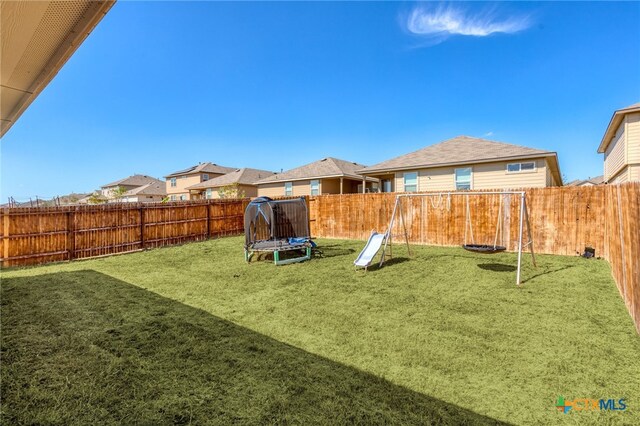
left=628, top=164, right=640, bottom=182
left=194, top=184, right=258, bottom=199
left=257, top=180, right=311, bottom=197
left=604, top=120, right=626, bottom=181
left=166, top=173, right=225, bottom=200
left=392, top=158, right=549, bottom=191
left=257, top=182, right=286, bottom=198
left=627, top=112, right=640, bottom=165
left=120, top=195, right=164, bottom=203
left=237, top=185, right=258, bottom=198
left=473, top=159, right=547, bottom=189
left=395, top=169, right=456, bottom=192
left=609, top=166, right=629, bottom=184
left=321, top=179, right=340, bottom=194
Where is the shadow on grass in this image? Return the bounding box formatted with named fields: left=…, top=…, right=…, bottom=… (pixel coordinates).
left=315, top=244, right=356, bottom=258
left=521, top=265, right=577, bottom=284
left=366, top=257, right=411, bottom=271
left=1, top=271, right=507, bottom=425
left=478, top=263, right=517, bottom=272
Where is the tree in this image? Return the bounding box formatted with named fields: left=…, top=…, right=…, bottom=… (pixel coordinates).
left=110, top=186, right=128, bottom=202
left=87, top=192, right=106, bottom=204
left=217, top=183, right=245, bottom=199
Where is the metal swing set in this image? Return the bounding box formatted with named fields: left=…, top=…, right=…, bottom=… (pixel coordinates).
left=379, top=191, right=537, bottom=286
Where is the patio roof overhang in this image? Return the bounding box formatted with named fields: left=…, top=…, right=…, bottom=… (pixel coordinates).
left=1, top=0, right=115, bottom=137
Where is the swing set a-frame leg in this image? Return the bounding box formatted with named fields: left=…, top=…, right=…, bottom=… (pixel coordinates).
left=398, top=198, right=412, bottom=257
left=524, top=196, right=537, bottom=267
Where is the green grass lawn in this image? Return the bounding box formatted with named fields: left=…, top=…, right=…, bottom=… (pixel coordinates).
left=2, top=237, right=639, bottom=425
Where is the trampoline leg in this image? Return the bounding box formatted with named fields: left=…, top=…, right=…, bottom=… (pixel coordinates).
left=306, top=246, right=311, bottom=260
left=274, top=250, right=280, bottom=265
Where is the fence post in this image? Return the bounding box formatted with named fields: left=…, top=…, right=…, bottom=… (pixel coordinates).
left=3, top=208, right=10, bottom=265
left=140, top=206, right=145, bottom=249
left=304, top=195, right=311, bottom=237
left=67, top=209, right=75, bottom=261
left=206, top=202, right=211, bottom=238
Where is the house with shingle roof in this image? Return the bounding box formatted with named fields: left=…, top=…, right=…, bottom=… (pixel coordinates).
left=255, top=157, right=379, bottom=197
left=598, top=102, right=640, bottom=183
left=186, top=168, right=275, bottom=199
left=100, top=174, right=164, bottom=200
left=357, top=135, right=562, bottom=192
left=120, top=181, right=167, bottom=203
left=164, top=162, right=237, bottom=201
left=566, top=176, right=604, bottom=187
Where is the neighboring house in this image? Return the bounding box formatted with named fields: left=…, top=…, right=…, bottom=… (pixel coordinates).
left=357, top=135, right=562, bottom=192
left=77, top=193, right=107, bottom=204
left=100, top=175, right=164, bottom=200
left=566, top=176, right=604, bottom=187
left=119, top=181, right=167, bottom=203
left=164, top=163, right=236, bottom=201
left=186, top=168, right=276, bottom=199
left=255, top=157, right=379, bottom=197
left=597, top=102, right=640, bottom=183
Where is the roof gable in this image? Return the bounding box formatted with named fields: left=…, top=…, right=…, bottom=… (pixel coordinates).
left=124, top=181, right=167, bottom=196
left=102, top=175, right=163, bottom=189
left=164, top=162, right=236, bottom=178
left=255, top=157, right=371, bottom=184
left=186, top=168, right=276, bottom=190
left=598, top=102, right=640, bottom=153
left=359, top=136, right=555, bottom=173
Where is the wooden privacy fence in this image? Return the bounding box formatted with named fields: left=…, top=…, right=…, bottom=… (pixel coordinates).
left=0, top=185, right=638, bottom=333
left=308, top=183, right=640, bottom=333
left=0, top=199, right=248, bottom=267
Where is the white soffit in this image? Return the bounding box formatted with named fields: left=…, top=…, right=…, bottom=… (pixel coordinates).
left=1, top=0, right=115, bottom=137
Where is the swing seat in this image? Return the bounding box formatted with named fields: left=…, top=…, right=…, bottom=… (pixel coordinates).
left=462, top=244, right=507, bottom=254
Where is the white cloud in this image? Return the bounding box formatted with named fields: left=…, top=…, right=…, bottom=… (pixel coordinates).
left=406, top=4, right=531, bottom=43
left=484, top=131, right=494, bottom=137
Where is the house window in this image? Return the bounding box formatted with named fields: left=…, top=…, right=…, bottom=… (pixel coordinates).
left=205, top=188, right=212, bottom=199
left=507, top=162, right=536, bottom=173
left=284, top=182, right=293, bottom=196
left=202, top=174, right=209, bottom=182
left=179, top=195, right=186, bottom=201
left=310, top=180, right=319, bottom=196
left=170, top=195, right=177, bottom=201
left=170, top=178, right=177, bottom=187
left=403, top=172, right=418, bottom=192
left=455, top=168, right=472, bottom=190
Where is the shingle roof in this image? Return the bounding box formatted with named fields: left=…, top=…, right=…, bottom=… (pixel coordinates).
left=186, top=168, right=276, bottom=190
left=164, top=162, right=236, bottom=178
left=124, top=181, right=167, bottom=196
left=358, top=136, right=555, bottom=173
left=102, top=175, right=163, bottom=189
left=255, top=157, right=375, bottom=184
left=566, top=175, right=604, bottom=186
left=598, top=102, right=640, bottom=153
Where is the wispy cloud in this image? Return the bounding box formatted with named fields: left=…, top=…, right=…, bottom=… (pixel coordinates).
left=405, top=3, right=532, bottom=45
left=483, top=131, right=494, bottom=137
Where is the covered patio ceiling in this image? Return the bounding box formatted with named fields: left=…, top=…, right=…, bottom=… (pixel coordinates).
left=1, top=0, right=115, bottom=137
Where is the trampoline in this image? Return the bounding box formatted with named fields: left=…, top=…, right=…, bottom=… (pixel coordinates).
left=244, top=196, right=314, bottom=265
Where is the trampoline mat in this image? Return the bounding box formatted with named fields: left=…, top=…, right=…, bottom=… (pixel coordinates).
left=250, top=239, right=309, bottom=252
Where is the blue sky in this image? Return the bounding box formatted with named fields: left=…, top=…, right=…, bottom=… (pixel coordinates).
left=2, top=1, right=639, bottom=200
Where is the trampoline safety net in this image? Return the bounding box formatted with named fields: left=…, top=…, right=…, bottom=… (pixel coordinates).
left=244, top=197, right=310, bottom=248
